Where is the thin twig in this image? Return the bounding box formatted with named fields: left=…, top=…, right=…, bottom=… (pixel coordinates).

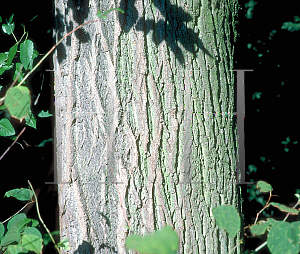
left=27, top=180, right=61, bottom=254
left=255, top=200, right=300, bottom=252
left=0, top=201, right=35, bottom=225
left=9, top=64, right=24, bottom=89
left=0, top=126, right=26, bottom=161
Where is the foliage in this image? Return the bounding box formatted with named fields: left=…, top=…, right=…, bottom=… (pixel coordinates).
left=96, top=8, right=124, bottom=20
left=245, top=0, right=257, bottom=19
left=282, top=16, right=300, bottom=32
left=0, top=186, right=69, bottom=254
left=212, top=205, right=241, bottom=239
left=124, top=180, right=300, bottom=254
left=242, top=4, right=300, bottom=253
left=2, top=5, right=299, bottom=254
left=3, top=180, right=299, bottom=254
left=215, top=181, right=300, bottom=254
left=0, top=14, right=50, bottom=137
left=126, top=225, right=178, bottom=254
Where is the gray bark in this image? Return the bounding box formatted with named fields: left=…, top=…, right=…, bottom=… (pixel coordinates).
left=53, top=0, right=241, bottom=253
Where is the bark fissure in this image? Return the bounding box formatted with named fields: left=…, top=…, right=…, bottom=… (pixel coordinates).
left=55, top=0, right=241, bottom=253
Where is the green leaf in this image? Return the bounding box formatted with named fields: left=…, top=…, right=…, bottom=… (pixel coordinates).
left=21, top=234, right=43, bottom=253
left=8, top=218, right=33, bottom=234
left=57, top=238, right=71, bottom=250
left=6, top=213, right=27, bottom=231
left=29, top=15, right=38, bottom=22
left=282, top=136, right=290, bottom=145
left=0, top=118, right=15, bottom=136
left=43, top=230, right=60, bottom=246
left=35, top=138, right=53, bottom=148
left=14, top=62, right=25, bottom=83
left=0, top=104, right=7, bottom=109
left=2, top=22, right=15, bottom=35
left=25, top=108, right=37, bottom=129
left=20, top=40, right=34, bottom=70
left=8, top=14, right=14, bottom=23
left=0, top=223, right=5, bottom=238
left=0, top=52, right=9, bottom=67
left=256, top=180, right=272, bottom=193
left=23, top=227, right=42, bottom=240
left=2, top=15, right=15, bottom=35
left=269, top=202, right=299, bottom=215
left=0, top=64, right=13, bottom=75
left=291, top=221, right=300, bottom=243
left=4, top=86, right=31, bottom=121
left=250, top=219, right=274, bottom=236
left=212, top=205, right=241, bottom=238
left=97, top=8, right=125, bottom=20
left=126, top=225, right=178, bottom=254
left=252, top=92, right=262, bottom=100
left=7, top=44, right=18, bottom=66
left=28, top=49, right=39, bottom=70
left=38, top=110, right=53, bottom=118
left=5, top=244, right=25, bottom=254
left=0, top=231, right=21, bottom=246
left=267, top=221, right=300, bottom=254
left=282, top=22, right=300, bottom=32
left=0, top=16, right=2, bottom=23
left=294, top=16, right=300, bottom=22
left=4, top=188, right=33, bottom=201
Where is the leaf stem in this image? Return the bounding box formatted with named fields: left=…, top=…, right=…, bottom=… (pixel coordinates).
left=28, top=180, right=61, bottom=254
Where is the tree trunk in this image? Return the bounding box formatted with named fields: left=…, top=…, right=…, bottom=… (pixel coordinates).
left=53, top=0, right=241, bottom=253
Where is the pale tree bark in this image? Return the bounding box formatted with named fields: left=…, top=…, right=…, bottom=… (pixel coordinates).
left=53, top=0, right=241, bottom=253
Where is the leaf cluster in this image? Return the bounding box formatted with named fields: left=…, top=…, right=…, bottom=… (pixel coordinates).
left=0, top=188, right=69, bottom=254
left=212, top=181, right=300, bottom=254
left=0, top=14, right=52, bottom=138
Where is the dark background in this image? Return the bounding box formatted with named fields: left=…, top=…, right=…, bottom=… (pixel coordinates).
left=0, top=1, right=56, bottom=253
left=236, top=0, right=300, bottom=253
left=0, top=0, right=299, bottom=254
